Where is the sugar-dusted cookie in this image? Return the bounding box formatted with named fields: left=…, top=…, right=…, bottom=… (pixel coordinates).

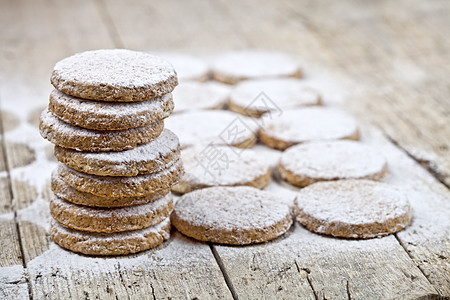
left=39, top=109, right=163, bottom=152
left=48, top=89, right=174, bottom=130
left=228, top=78, right=321, bottom=117
left=56, top=160, right=183, bottom=198
left=172, top=145, right=271, bottom=194
left=54, top=129, right=180, bottom=176
left=51, top=49, right=178, bottom=101
left=158, top=53, right=210, bottom=82
left=50, top=217, right=171, bottom=255
left=172, top=186, right=293, bottom=245
left=279, top=140, right=387, bottom=187
left=166, top=110, right=257, bottom=148
left=172, top=81, right=230, bottom=113
left=212, top=51, right=302, bottom=84
left=51, top=173, right=170, bottom=207
left=294, top=180, right=413, bottom=239
left=259, top=107, right=359, bottom=150
left=50, top=194, right=173, bottom=233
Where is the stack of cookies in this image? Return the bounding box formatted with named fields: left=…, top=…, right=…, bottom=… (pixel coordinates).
left=39, top=49, right=183, bottom=256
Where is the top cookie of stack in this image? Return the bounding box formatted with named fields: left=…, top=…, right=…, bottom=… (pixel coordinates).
left=40, top=49, right=178, bottom=151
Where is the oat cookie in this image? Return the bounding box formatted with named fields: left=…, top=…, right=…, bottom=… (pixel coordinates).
left=259, top=107, right=359, bottom=150
left=54, top=129, right=180, bottom=176
left=294, top=180, right=412, bottom=239
left=49, top=89, right=174, bottom=130
left=51, top=173, right=170, bottom=207
left=50, top=194, right=173, bottom=233
left=172, top=145, right=271, bottom=194
left=172, top=186, right=293, bottom=245
left=166, top=110, right=257, bottom=148
left=50, top=217, right=171, bottom=255
left=279, top=141, right=387, bottom=187
left=228, top=78, right=321, bottom=117
left=51, top=49, right=178, bottom=101
left=57, top=160, right=183, bottom=198
left=40, top=109, right=164, bottom=152
left=212, top=51, right=302, bottom=84
left=172, top=81, right=230, bottom=113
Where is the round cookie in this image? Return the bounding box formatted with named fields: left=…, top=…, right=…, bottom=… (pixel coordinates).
left=158, top=53, right=210, bottom=82
left=172, top=186, right=293, bottom=245
left=172, top=145, right=271, bottom=194
left=56, top=160, right=183, bottom=198
left=51, top=173, right=170, bottom=207
left=51, top=49, right=178, bottom=101
left=39, top=109, right=164, bottom=152
left=212, top=51, right=302, bottom=84
left=172, top=81, right=230, bottom=113
left=49, top=89, right=174, bottom=130
left=279, top=140, right=387, bottom=187
left=228, top=78, right=321, bottom=117
left=50, top=217, right=171, bottom=255
left=54, top=129, right=180, bottom=176
left=294, top=180, right=413, bottom=239
left=259, top=107, right=359, bottom=150
left=50, top=194, right=173, bottom=233
left=166, top=110, right=257, bottom=148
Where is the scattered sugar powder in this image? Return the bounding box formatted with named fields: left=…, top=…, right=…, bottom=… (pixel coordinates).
left=18, top=197, right=51, bottom=232
left=0, top=265, right=28, bottom=300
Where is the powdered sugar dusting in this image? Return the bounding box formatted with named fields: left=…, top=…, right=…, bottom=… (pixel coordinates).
left=0, top=265, right=28, bottom=300
left=51, top=217, right=170, bottom=242
left=280, top=140, right=387, bottom=180
left=57, top=129, right=179, bottom=166
left=212, top=51, right=301, bottom=81
left=52, top=49, right=176, bottom=92
left=230, top=78, right=320, bottom=112
left=175, top=186, right=291, bottom=231
left=296, top=180, right=412, bottom=225
left=51, top=194, right=172, bottom=219
left=166, top=110, right=257, bottom=148
left=260, top=107, right=358, bottom=143
left=173, top=81, right=230, bottom=113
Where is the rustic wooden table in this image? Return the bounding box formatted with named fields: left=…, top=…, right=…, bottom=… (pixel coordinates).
left=0, top=0, right=449, bottom=299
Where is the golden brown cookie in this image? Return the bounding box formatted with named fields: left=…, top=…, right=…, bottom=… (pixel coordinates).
left=172, top=145, right=271, bottom=194
left=50, top=49, right=178, bottom=101
left=279, top=141, right=387, bottom=187
left=56, top=160, right=183, bottom=198
left=294, top=180, right=413, bottom=239
left=51, top=172, right=170, bottom=207
left=54, top=129, right=180, bottom=176
left=50, top=194, right=173, bottom=233
left=212, top=51, right=302, bottom=84
left=172, top=186, right=293, bottom=245
left=50, top=217, right=171, bottom=255
left=259, top=107, right=359, bottom=150
left=228, top=78, right=321, bottom=118
left=166, top=110, right=257, bottom=148
left=39, top=109, right=164, bottom=152
left=172, top=81, right=230, bottom=113
left=49, top=89, right=174, bottom=130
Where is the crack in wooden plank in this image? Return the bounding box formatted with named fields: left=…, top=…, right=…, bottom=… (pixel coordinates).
left=294, top=261, right=318, bottom=300
left=386, top=135, right=449, bottom=189
left=346, top=280, right=352, bottom=300
left=210, top=244, right=239, bottom=300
